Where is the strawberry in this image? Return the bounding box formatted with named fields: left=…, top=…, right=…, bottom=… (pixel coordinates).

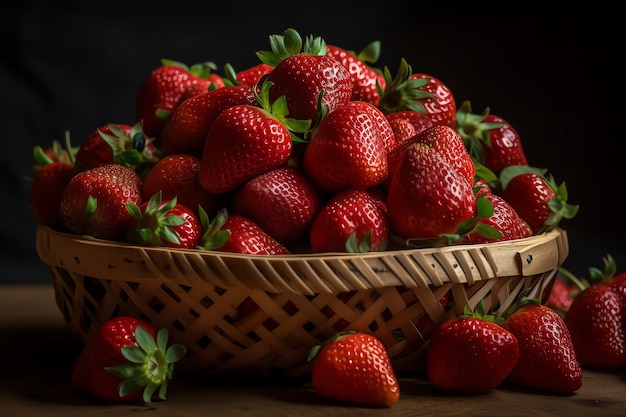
left=426, top=303, right=519, bottom=393
left=385, top=110, right=434, bottom=144
left=29, top=162, right=75, bottom=229
left=258, top=28, right=352, bottom=124
left=308, top=331, right=400, bottom=407
left=215, top=213, right=290, bottom=255
left=59, top=163, right=143, bottom=241
left=546, top=277, right=582, bottom=317
left=126, top=191, right=202, bottom=249
left=224, top=62, right=274, bottom=87
left=159, top=85, right=256, bottom=157
left=386, top=116, right=417, bottom=147
left=231, top=166, right=324, bottom=246
left=136, top=59, right=219, bottom=138
left=309, top=188, right=389, bottom=253
left=142, top=154, right=222, bottom=218
left=499, top=169, right=579, bottom=234
left=345, top=100, right=396, bottom=152
left=302, top=101, right=389, bottom=193
left=326, top=41, right=386, bottom=105
left=71, top=316, right=186, bottom=403
left=378, top=58, right=456, bottom=127
left=455, top=100, right=528, bottom=174
left=502, top=297, right=583, bottom=393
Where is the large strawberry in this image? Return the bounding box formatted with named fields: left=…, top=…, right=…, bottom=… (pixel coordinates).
left=59, top=163, right=143, bottom=241
left=308, top=331, right=400, bottom=407
left=309, top=188, right=389, bottom=253
left=502, top=296, right=583, bottom=393
left=302, top=101, right=389, bottom=193
left=136, top=59, right=219, bottom=138
left=71, top=316, right=186, bottom=403
left=426, top=302, right=519, bottom=393
left=258, top=28, right=352, bottom=125
left=29, top=161, right=75, bottom=229
left=159, top=85, right=256, bottom=157
left=231, top=166, right=324, bottom=246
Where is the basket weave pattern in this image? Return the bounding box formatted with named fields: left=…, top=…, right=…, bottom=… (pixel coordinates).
left=36, top=225, right=568, bottom=375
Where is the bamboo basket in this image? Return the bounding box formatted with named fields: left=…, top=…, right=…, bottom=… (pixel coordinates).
left=35, top=224, right=568, bottom=376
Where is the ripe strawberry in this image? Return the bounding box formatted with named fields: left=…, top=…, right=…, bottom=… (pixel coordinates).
left=59, top=164, right=143, bottom=241
left=385, top=110, right=434, bottom=144
left=136, top=59, right=219, bottom=137
left=503, top=298, right=583, bottom=393
left=386, top=142, right=476, bottom=244
left=258, top=28, right=352, bottom=124
left=345, top=100, right=396, bottom=152
left=378, top=58, right=456, bottom=127
left=499, top=169, right=579, bottom=234
left=29, top=162, right=75, bottom=229
left=426, top=303, right=519, bottom=393
left=302, top=102, right=389, bottom=193
left=455, top=100, right=529, bottom=174
left=326, top=41, right=386, bottom=105
left=546, top=277, right=582, bottom=317
left=308, top=331, right=400, bottom=407
left=215, top=213, right=290, bottom=255
left=224, top=62, right=274, bottom=87
left=387, top=116, right=417, bottom=147
left=126, top=192, right=202, bottom=249
left=71, top=316, right=186, bottom=403
left=142, top=154, right=222, bottom=218
left=232, top=166, right=324, bottom=245
left=159, top=85, right=256, bottom=156
left=309, top=188, right=390, bottom=253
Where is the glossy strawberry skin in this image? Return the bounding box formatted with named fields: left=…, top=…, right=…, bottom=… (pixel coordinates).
left=309, top=188, right=390, bottom=253
left=426, top=317, right=519, bottom=393
left=463, top=193, right=533, bottom=244
left=60, top=164, right=143, bottom=241
left=409, top=73, right=456, bottom=128
left=481, top=114, right=528, bottom=174
left=385, top=110, right=434, bottom=144
left=310, top=332, right=400, bottom=407
left=500, top=173, right=555, bottom=233
left=564, top=283, right=626, bottom=368
left=503, top=304, right=583, bottom=393
left=29, top=162, right=75, bottom=229
left=265, top=54, right=352, bottom=122
left=199, top=105, right=293, bottom=194
left=326, top=44, right=385, bottom=105
left=232, top=166, right=323, bottom=246
left=73, top=125, right=121, bottom=174
left=159, top=85, right=256, bottom=157
left=217, top=214, right=290, bottom=255
left=235, top=63, right=274, bottom=87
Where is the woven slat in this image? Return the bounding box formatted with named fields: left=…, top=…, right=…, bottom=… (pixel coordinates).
left=36, top=225, right=567, bottom=376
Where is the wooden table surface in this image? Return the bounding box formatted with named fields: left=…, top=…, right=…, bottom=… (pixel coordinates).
left=1, top=284, right=625, bottom=417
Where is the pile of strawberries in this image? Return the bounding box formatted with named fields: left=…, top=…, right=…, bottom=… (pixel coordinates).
left=29, top=27, right=578, bottom=255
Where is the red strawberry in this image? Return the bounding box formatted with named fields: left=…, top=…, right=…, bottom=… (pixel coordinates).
left=499, top=170, right=579, bottom=234
left=546, top=278, right=582, bottom=316
left=59, top=164, right=143, bottom=241
left=386, top=116, right=417, bottom=147
left=136, top=59, right=219, bottom=137
left=159, top=85, right=256, bottom=157
left=308, top=331, right=400, bottom=407
left=385, top=110, right=434, bottom=144
left=302, top=102, right=389, bottom=193
left=326, top=41, right=386, bottom=105
left=309, top=188, right=390, bottom=253
left=71, top=316, right=186, bottom=403
left=142, top=154, right=222, bottom=218
left=455, top=100, right=529, bottom=174
left=224, top=62, right=274, bottom=87
left=29, top=162, right=75, bottom=229
left=426, top=303, right=519, bottom=393
left=503, top=299, right=583, bottom=393
left=344, top=100, right=396, bottom=152
left=258, top=28, right=352, bottom=124
left=126, top=192, right=202, bottom=249
left=216, top=213, right=290, bottom=255
left=232, top=166, right=324, bottom=245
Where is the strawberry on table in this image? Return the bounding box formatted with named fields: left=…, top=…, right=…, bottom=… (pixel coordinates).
left=71, top=316, right=186, bottom=403
left=308, top=331, right=400, bottom=408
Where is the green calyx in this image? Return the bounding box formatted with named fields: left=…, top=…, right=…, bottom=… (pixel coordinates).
left=344, top=231, right=388, bottom=253
left=256, top=27, right=327, bottom=67
left=459, top=300, right=502, bottom=325
left=196, top=207, right=231, bottom=250
left=377, top=57, right=434, bottom=115
left=160, top=58, right=218, bottom=79
left=454, top=100, right=505, bottom=164
left=126, top=191, right=186, bottom=246
left=99, top=121, right=158, bottom=169
left=104, top=325, right=186, bottom=403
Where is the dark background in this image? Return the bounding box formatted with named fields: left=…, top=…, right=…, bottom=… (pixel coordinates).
left=2, top=1, right=623, bottom=284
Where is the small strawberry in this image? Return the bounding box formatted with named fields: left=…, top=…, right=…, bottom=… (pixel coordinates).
left=546, top=275, right=583, bottom=317
left=426, top=302, right=519, bottom=393
left=215, top=213, right=291, bottom=255
left=71, top=316, right=186, bottom=403
left=309, top=188, right=390, bottom=253
left=136, top=59, right=219, bottom=137
left=308, top=331, right=400, bottom=407
left=224, top=62, right=274, bottom=87
left=385, top=110, right=434, bottom=144
left=502, top=295, right=583, bottom=393
left=231, top=166, right=324, bottom=246
left=386, top=116, right=417, bottom=147
left=59, top=163, right=143, bottom=241
left=29, top=162, right=75, bottom=229
left=126, top=191, right=202, bottom=249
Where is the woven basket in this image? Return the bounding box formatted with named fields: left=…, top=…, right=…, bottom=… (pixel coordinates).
left=36, top=224, right=568, bottom=376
